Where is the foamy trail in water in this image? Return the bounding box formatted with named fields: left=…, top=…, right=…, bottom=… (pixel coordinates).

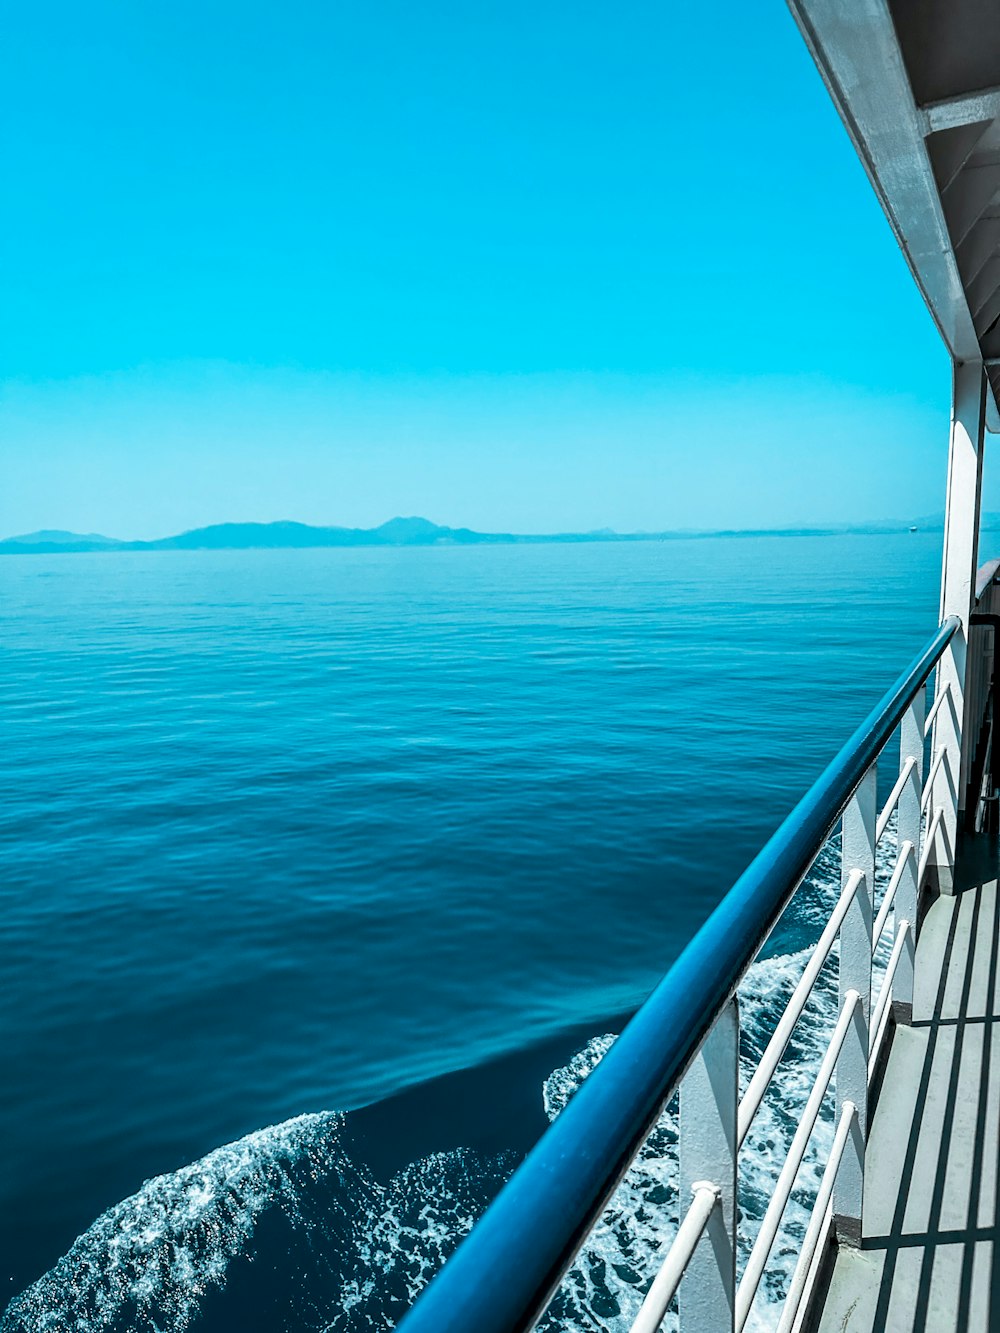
left=3, top=830, right=901, bottom=1332
left=2, top=1113, right=513, bottom=1333
left=1, top=1112, right=355, bottom=1333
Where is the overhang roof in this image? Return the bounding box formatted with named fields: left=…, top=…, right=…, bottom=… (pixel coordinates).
left=788, top=0, right=1000, bottom=426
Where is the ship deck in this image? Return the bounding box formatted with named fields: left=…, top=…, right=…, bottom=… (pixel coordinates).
left=817, top=836, right=1000, bottom=1332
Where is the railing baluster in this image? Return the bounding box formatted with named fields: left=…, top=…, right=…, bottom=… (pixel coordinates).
left=895, top=688, right=924, bottom=1023
left=923, top=680, right=951, bottom=737
left=678, top=995, right=738, bottom=1333
left=931, top=637, right=964, bottom=891
left=775, top=1102, right=857, bottom=1333
left=631, top=1187, right=718, bottom=1333
left=833, top=766, right=875, bottom=1246
left=875, top=754, right=916, bottom=844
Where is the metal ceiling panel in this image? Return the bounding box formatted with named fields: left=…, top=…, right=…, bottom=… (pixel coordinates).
left=788, top=0, right=1000, bottom=427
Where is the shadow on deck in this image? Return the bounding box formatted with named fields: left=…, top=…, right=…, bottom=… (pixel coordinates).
left=817, top=837, right=1000, bottom=1331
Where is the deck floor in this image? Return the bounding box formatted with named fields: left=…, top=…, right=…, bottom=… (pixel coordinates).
left=817, top=838, right=1000, bottom=1332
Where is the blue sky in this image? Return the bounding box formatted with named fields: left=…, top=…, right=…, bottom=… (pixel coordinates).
left=0, top=0, right=979, bottom=537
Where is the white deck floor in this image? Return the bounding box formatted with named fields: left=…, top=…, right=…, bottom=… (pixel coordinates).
left=817, top=839, right=1000, bottom=1332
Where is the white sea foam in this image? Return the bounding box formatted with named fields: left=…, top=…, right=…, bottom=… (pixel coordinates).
left=330, top=1149, right=516, bottom=1332
left=2, top=1115, right=511, bottom=1333
left=1, top=1112, right=354, bottom=1333
left=3, top=829, right=903, bottom=1333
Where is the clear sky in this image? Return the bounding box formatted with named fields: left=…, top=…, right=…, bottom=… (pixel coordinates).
left=1, top=0, right=986, bottom=538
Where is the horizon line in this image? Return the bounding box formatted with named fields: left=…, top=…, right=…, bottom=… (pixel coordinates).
left=0, top=513, right=953, bottom=552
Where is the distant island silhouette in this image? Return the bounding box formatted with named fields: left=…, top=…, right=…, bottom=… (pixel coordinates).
left=0, top=514, right=970, bottom=554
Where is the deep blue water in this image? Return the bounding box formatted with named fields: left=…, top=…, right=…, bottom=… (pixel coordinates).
left=0, top=535, right=944, bottom=1331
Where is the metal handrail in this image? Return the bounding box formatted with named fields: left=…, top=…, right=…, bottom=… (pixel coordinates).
left=737, top=868, right=863, bottom=1146
left=876, top=754, right=917, bottom=842
left=872, top=841, right=915, bottom=947
left=735, top=990, right=861, bottom=1330
left=921, top=746, right=947, bottom=809
left=396, top=617, right=958, bottom=1333
left=630, top=1183, right=720, bottom=1333
left=774, top=1102, right=856, bottom=1333
left=924, top=683, right=952, bottom=737
left=918, top=806, right=945, bottom=884
left=869, top=923, right=911, bottom=1060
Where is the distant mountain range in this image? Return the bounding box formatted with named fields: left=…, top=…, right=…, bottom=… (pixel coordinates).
left=1, top=514, right=994, bottom=554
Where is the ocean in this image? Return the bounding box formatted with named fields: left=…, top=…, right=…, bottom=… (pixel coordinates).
left=0, top=533, right=944, bottom=1331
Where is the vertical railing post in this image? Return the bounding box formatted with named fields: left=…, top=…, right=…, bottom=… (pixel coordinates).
left=833, top=765, right=875, bottom=1246
left=894, top=689, right=925, bottom=1024
left=931, top=648, right=963, bottom=882
left=679, top=995, right=738, bottom=1333
left=933, top=358, right=986, bottom=889
left=966, top=622, right=987, bottom=828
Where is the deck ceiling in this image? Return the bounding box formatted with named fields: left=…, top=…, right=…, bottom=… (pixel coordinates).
left=789, top=0, right=1000, bottom=425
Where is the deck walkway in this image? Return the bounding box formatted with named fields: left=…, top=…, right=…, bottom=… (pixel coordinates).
left=817, top=838, right=1000, bottom=1332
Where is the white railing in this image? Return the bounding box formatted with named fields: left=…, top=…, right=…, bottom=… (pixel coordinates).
left=622, top=566, right=1000, bottom=1331
left=625, top=674, right=933, bottom=1331
left=398, top=619, right=965, bottom=1333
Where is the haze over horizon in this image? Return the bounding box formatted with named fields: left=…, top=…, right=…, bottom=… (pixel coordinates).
left=0, top=509, right=956, bottom=548
left=5, top=1, right=998, bottom=541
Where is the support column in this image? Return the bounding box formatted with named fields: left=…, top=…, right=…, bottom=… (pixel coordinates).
left=893, top=690, right=924, bottom=1025
left=679, top=996, right=738, bottom=1333
left=932, top=359, right=987, bottom=891
left=834, top=767, right=875, bottom=1246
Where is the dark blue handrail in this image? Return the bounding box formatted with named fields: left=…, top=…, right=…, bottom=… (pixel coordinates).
left=396, top=616, right=959, bottom=1333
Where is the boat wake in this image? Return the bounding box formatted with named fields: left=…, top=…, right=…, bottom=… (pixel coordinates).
left=3, top=834, right=897, bottom=1333
left=1, top=1113, right=352, bottom=1333
left=0, top=1116, right=512, bottom=1333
